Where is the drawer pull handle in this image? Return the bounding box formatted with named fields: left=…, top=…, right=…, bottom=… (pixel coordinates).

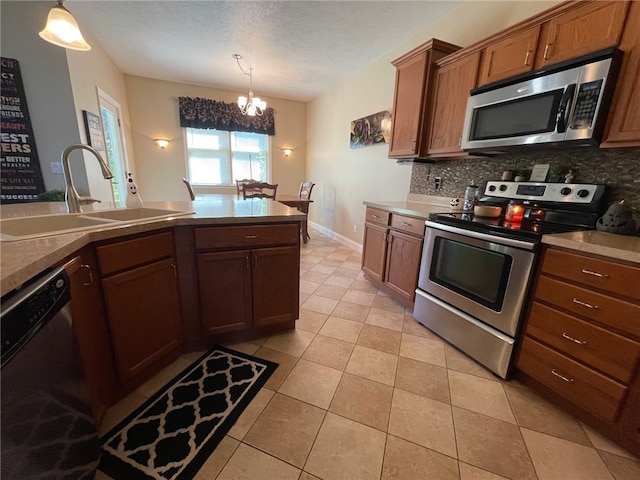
left=551, top=369, right=573, bottom=383
left=401, top=222, right=413, bottom=227
left=371, top=214, right=379, bottom=219
left=581, top=268, right=608, bottom=278
left=543, top=44, right=551, bottom=60
left=80, top=264, right=93, bottom=286
left=244, top=234, right=258, bottom=239
left=171, top=263, right=178, bottom=279
left=572, top=298, right=598, bottom=310
left=524, top=50, right=531, bottom=66
left=562, top=332, right=587, bottom=345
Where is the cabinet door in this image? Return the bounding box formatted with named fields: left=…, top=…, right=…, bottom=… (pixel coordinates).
left=197, top=250, right=252, bottom=335
left=389, top=51, right=429, bottom=157
left=65, top=252, right=116, bottom=425
left=427, top=52, right=481, bottom=156
left=252, top=246, right=299, bottom=328
left=602, top=0, right=640, bottom=148
left=384, top=230, right=423, bottom=302
left=478, top=26, right=540, bottom=86
left=540, top=1, right=628, bottom=66
left=362, top=222, right=388, bottom=282
left=102, top=258, right=182, bottom=383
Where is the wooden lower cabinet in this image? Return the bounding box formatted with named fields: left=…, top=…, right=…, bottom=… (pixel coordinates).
left=97, top=231, right=183, bottom=384
left=195, top=223, right=300, bottom=337
left=515, top=245, right=640, bottom=457
left=361, top=206, right=425, bottom=304
left=197, top=245, right=299, bottom=334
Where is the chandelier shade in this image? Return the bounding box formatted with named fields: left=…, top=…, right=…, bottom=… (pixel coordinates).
left=233, top=54, right=266, bottom=116
left=39, top=1, right=91, bottom=51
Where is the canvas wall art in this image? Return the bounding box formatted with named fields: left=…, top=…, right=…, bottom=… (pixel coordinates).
left=350, top=110, right=392, bottom=148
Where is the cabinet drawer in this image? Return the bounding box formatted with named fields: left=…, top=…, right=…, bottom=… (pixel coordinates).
left=390, top=213, right=425, bottom=237
left=365, top=207, right=390, bottom=226
left=542, top=248, right=640, bottom=302
left=517, top=336, right=627, bottom=422
left=527, top=302, right=640, bottom=384
left=97, top=231, right=174, bottom=276
left=536, top=275, right=640, bottom=339
left=195, top=224, right=299, bottom=250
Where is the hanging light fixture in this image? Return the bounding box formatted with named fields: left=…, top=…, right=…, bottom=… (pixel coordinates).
left=233, top=54, right=266, bottom=116
left=39, top=0, right=91, bottom=51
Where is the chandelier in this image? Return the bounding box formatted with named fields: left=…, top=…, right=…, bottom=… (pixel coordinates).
left=233, top=54, right=266, bottom=116
left=39, top=0, right=91, bottom=51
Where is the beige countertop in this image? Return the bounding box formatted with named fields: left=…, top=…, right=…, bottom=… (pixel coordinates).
left=0, top=195, right=305, bottom=296
left=542, top=230, right=640, bottom=264
left=364, top=197, right=640, bottom=265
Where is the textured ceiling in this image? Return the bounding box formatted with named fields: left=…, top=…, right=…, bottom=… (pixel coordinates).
left=69, top=1, right=463, bottom=101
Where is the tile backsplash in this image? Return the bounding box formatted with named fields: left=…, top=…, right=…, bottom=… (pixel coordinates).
left=410, top=148, right=640, bottom=209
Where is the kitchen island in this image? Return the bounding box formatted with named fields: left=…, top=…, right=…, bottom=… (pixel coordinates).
left=0, top=195, right=305, bottom=425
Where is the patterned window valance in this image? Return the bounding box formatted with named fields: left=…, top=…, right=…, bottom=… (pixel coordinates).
left=178, top=96, right=275, bottom=135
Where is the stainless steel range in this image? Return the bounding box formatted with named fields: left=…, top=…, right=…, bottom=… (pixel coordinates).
left=413, top=181, right=607, bottom=378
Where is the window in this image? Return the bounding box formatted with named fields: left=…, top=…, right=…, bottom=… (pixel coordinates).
left=185, top=128, right=269, bottom=185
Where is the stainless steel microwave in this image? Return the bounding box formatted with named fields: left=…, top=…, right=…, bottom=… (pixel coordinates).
left=461, top=49, right=621, bottom=153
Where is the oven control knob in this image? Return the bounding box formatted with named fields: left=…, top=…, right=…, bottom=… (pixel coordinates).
left=560, top=187, right=572, bottom=196
left=488, top=185, right=497, bottom=192
left=499, top=184, right=508, bottom=192
left=577, top=189, right=590, bottom=198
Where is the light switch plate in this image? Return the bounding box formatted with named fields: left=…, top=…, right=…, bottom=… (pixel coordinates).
left=50, top=162, right=63, bottom=174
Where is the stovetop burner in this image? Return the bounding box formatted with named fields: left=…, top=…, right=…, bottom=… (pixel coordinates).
left=428, top=181, right=608, bottom=244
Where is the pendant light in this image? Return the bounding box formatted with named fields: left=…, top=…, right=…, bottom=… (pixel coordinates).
left=233, top=54, right=266, bottom=116
left=39, top=0, right=91, bottom=51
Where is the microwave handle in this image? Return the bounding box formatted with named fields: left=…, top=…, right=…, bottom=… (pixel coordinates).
left=556, top=84, right=576, bottom=133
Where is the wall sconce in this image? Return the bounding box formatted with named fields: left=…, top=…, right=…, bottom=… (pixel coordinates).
left=155, top=139, right=170, bottom=149
left=282, top=148, right=293, bottom=157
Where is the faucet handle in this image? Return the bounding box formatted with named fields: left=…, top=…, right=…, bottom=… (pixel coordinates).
left=79, top=196, right=102, bottom=205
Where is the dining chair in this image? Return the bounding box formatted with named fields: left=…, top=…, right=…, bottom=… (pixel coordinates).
left=242, top=182, right=278, bottom=199
left=298, top=181, right=315, bottom=200
left=296, top=181, right=315, bottom=242
left=182, top=178, right=196, bottom=201
left=236, top=179, right=260, bottom=196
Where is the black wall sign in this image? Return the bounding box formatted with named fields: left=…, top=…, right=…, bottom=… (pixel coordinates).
left=1, top=57, right=46, bottom=203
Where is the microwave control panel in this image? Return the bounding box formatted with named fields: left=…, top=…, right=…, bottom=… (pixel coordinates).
left=570, top=79, right=603, bottom=130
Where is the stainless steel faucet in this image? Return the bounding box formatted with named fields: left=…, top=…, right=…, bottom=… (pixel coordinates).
left=62, top=144, right=114, bottom=213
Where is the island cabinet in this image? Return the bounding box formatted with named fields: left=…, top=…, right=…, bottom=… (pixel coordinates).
left=515, top=246, right=640, bottom=457
left=95, top=230, right=183, bottom=386
left=426, top=52, right=481, bottom=158
left=602, top=0, right=640, bottom=148
left=388, top=39, right=460, bottom=159
left=63, top=249, right=117, bottom=426
left=362, top=207, right=425, bottom=305
left=194, top=223, right=300, bottom=338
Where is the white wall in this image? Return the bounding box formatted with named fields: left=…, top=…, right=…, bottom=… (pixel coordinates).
left=0, top=1, right=87, bottom=195
left=124, top=75, right=307, bottom=201
left=306, top=0, right=562, bottom=244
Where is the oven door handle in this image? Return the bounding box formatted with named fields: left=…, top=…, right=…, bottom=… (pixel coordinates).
left=425, top=221, right=536, bottom=250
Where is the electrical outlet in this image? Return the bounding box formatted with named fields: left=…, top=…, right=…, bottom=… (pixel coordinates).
left=353, top=224, right=358, bottom=233
left=434, top=176, right=442, bottom=189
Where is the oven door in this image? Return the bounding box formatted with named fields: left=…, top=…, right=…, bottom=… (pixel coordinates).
left=417, top=222, right=536, bottom=337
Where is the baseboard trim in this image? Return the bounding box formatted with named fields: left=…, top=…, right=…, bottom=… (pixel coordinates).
left=308, top=221, right=362, bottom=253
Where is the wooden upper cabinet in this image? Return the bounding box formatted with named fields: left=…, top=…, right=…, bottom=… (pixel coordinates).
left=539, top=1, right=629, bottom=66
left=427, top=52, right=481, bottom=157
left=478, top=26, right=541, bottom=86
left=388, top=40, right=460, bottom=158
left=602, top=0, right=640, bottom=148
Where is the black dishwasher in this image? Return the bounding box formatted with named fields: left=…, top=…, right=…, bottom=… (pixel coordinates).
left=1, top=266, right=101, bottom=479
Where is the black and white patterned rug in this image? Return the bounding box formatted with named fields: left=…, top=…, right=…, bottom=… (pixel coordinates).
left=99, top=345, right=277, bottom=480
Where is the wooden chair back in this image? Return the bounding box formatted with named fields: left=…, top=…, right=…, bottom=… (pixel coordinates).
left=242, top=182, right=278, bottom=199
left=236, top=178, right=260, bottom=196
left=298, top=181, right=315, bottom=200
left=182, top=178, right=196, bottom=201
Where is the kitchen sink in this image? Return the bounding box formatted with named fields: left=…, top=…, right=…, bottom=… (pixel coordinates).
left=0, top=207, right=193, bottom=241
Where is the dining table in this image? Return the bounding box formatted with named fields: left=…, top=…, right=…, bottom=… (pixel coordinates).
left=276, top=195, right=313, bottom=243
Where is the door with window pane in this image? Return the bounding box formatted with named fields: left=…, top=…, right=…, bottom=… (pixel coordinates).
left=98, top=91, right=128, bottom=206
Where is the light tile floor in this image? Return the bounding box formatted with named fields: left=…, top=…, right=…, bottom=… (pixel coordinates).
left=97, top=228, right=640, bottom=480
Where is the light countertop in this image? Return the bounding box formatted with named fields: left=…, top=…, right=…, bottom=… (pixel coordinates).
left=0, top=195, right=305, bottom=296
left=363, top=194, right=458, bottom=219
